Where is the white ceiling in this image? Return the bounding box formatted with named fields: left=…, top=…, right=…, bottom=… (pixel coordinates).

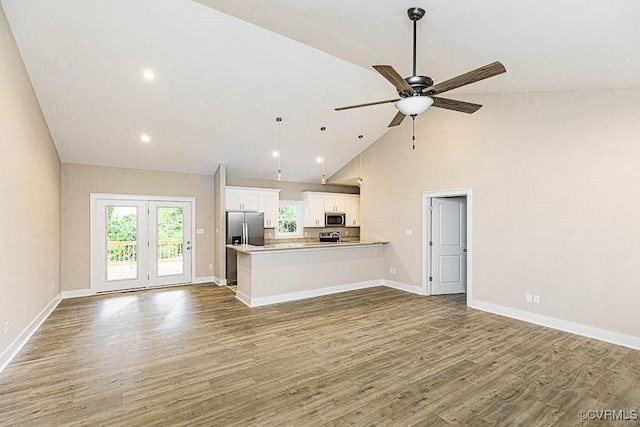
left=3, top=0, right=640, bottom=181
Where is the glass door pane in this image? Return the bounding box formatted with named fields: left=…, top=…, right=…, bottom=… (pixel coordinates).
left=156, top=207, right=184, bottom=277
left=148, top=201, right=192, bottom=287
left=92, top=198, right=147, bottom=293
left=106, top=206, right=139, bottom=281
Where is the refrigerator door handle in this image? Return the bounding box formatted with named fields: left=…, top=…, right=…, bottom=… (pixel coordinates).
left=242, top=222, right=247, bottom=245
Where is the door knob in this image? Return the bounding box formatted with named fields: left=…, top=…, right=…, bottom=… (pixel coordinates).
left=463, top=248, right=467, bottom=252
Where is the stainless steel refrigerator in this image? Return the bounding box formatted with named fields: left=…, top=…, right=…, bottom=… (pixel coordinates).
left=226, top=211, right=264, bottom=284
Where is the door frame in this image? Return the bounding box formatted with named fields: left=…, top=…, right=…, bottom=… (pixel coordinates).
left=90, top=193, right=197, bottom=293
left=422, top=188, right=473, bottom=302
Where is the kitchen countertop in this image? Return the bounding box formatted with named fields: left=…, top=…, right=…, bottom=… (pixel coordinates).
left=227, top=240, right=387, bottom=254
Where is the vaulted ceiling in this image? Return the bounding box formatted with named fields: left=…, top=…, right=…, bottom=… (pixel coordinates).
left=3, top=0, right=639, bottom=182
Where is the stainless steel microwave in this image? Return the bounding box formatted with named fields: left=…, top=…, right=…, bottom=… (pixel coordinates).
left=325, top=212, right=346, bottom=226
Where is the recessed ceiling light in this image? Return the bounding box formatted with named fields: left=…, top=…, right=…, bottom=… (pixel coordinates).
left=140, top=133, right=151, bottom=143
left=142, top=69, right=155, bottom=81
left=272, top=150, right=279, bottom=158
left=316, top=157, right=323, bottom=164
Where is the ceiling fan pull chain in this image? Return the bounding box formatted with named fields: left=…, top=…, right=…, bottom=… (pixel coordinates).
left=411, top=115, right=416, bottom=150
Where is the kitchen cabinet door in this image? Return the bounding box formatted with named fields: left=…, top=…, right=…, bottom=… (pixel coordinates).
left=324, top=195, right=347, bottom=213
left=226, top=188, right=259, bottom=211
left=259, top=191, right=279, bottom=228
left=304, top=193, right=325, bottom=227
left=345, top=196, right=360, bottom=227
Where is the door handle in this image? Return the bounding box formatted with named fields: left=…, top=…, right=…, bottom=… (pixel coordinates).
left=186, top=246, right=192, bottom=250
left=463, top=248, right=467, bottom=252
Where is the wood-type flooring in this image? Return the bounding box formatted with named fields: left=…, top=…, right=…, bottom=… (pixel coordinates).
left=1, top=285, right=638, bottom=426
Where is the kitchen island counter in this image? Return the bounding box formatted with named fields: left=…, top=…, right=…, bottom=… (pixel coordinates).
left=226, top=240, right=386, bottom=254
left=229, top=241, right=387, bottom=307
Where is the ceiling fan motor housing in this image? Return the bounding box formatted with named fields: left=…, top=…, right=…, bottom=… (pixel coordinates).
left=404, top=75, right=434, bottom=95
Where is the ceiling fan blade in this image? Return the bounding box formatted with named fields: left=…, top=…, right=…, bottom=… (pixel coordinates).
left=431, top=97, right=483, bottom=114
left=335, top=98, right=400, bottom=111
left=388, top=111, right=406, bottom=127
left=373, top=65, right=415, bottom=95
left=427, top=61, right=506, bottom=95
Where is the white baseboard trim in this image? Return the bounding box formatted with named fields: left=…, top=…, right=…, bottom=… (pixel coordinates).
left=384, top=280, right=425, bottom=295
left=236, top=290, right=252, bottom=307
left=61, top=289, right=95, bottom=299
left=469, top=298, right=640, bottom=351
left=213, top=276, right=227, bottom=286
left=0, top=295, right=62, bottom=374
left=191, top=276, right=215, bottom=285
left=236, top=280, right=383, bottom=308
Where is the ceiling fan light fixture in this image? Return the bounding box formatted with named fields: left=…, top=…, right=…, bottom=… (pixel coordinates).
left=395, top=96, right=433, bottom=116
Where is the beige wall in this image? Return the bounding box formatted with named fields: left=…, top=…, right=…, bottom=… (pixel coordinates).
left=61, top=164, right=214, bottom=291
left=343, top=88, right=640, bottom=338
left=0, top=4, right=61, bottom=357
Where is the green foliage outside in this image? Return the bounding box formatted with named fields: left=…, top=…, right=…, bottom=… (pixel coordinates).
left=278, top=205, right=298, bottom=234
left=107, top=207, right=183, bottom=262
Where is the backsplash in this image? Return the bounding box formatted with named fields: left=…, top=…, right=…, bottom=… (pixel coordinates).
left=264, top=227, right=360, bottom=245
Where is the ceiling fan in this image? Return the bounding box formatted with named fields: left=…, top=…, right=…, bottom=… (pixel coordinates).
left=335, top=7, right=507, bottom=129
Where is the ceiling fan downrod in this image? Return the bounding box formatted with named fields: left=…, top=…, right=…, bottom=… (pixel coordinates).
left=408, top=7, right=425, bottom=78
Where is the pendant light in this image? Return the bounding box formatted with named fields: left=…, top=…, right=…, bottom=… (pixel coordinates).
left=320, top=126, right=326, bottom=184
left=274, top=116, right=282, bottom=180
left=357, top=134, right=364, bottom=187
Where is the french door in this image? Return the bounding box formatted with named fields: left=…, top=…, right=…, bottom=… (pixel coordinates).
left=92, top=197, right=192, bottom=292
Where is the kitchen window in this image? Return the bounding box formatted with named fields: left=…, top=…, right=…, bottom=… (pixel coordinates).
left=276, top=200, right=303, bottom=238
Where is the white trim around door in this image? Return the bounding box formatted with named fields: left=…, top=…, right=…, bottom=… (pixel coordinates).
left=422, top=188, right=474, bottom=303
left=90, top=193, right=197, bottom=293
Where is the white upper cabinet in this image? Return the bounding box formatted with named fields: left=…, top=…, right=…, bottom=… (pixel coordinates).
left=258, top=191, right=279, bottom=228
left=226, top=188, right=259, bottom=211
left=303, top=192, right=360, bottom=227
left=226, top=187, right=280, bottom=227
left=345, top=195, right=360, bottom=227
left=303, top=193, right=326, bottom=227
left=324, top=195, right=347, bottom=213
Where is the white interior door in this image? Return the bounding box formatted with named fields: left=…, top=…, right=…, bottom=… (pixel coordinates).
left=431, top=197, right=467, bottom=294
left=148, top=201, right=192, bottom=286
left=93, top=199, right=148, bottom=292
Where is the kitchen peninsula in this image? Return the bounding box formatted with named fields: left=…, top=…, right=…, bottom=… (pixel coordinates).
left=228, top=241, right=387, bottom=307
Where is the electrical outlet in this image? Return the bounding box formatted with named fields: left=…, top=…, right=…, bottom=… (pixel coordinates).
left=533, top=295, right=540, bottom=304
left=208, top=264, right=213, bottom=270
left=305, top=232, right=308, bottom=237
left=51, top=282, right=55, bottom=292
left=389, top=267, right=396, bottom=274
left=267, top=232, right=273, bottom=238
left=345, top=230, right=349, bottom=236
left=4, top=321, right=8, bottom=335
left=526, top=294, right=533, bottom=303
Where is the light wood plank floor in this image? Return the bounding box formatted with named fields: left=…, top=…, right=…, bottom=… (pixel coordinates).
left=1, top=285, right=639, bottom=426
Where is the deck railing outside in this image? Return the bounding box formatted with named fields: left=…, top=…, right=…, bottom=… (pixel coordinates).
left=108, top=240, right=183, bottom=264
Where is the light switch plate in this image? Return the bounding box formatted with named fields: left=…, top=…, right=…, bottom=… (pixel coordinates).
left=196, top=229, right=205, bottom=235
left=405, top=229, right=413, bottom=236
